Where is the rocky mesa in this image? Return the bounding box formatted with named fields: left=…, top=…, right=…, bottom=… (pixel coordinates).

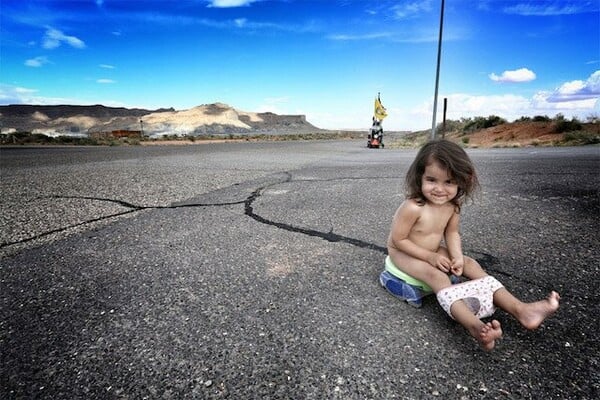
left=0, top=103, right=321, bottom=137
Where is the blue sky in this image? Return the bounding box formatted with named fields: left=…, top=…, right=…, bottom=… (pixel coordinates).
left=1, top=0, right=599, bottom=131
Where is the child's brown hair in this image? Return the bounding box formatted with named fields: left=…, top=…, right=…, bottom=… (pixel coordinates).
left=405, top=139, right=479, bottom=210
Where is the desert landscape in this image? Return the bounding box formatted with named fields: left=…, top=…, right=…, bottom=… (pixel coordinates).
left=0, top=103, right=598, bottom=148
left=0, top=103, right=320, bottom=138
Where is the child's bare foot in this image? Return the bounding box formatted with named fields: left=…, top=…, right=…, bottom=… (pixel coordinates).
left=469, top=320, right=502, bottom=351
left=518, top=291, right=561, bottom=330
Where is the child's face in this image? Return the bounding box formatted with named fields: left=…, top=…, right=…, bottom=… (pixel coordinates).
left=421, top=160, right=459, bottom=206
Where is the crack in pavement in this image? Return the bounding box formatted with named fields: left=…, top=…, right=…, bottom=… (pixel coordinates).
left=2, top=173, right=388, bottom=254
left=0, top=195, right=246, bottom=248
left=243, top=173, right=387, bottom=253
left=0, top=209, right=140, bottom=248
left=2, top=174, right=561, bottom=294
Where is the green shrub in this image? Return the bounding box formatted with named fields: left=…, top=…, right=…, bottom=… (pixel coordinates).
left=462, top=115, right=506, bottom=133
left=533, top=115, right=551, bottom=122
left=515, top=116, right=532, bottom=122
left=562, top=131, right=600, bottom=145
left=553, top=117, right=582, bottom=133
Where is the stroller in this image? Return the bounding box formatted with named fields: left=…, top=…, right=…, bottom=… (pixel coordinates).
left=367, top=117, right=384, bottom=148
left=367, top=93, right=387, bottom=149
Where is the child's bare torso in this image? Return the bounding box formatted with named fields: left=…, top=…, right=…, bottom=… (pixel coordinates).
left=388, top=199, right=456, bottom=252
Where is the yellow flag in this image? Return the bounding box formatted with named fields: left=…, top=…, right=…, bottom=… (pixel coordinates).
left=374, top=96, right=387, bottom=120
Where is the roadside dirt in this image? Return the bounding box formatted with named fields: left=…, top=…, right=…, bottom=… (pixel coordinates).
left=445, top=121, right=599, bottom=147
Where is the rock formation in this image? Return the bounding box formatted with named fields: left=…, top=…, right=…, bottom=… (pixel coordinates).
left=0, top=103, right=321, bottom=137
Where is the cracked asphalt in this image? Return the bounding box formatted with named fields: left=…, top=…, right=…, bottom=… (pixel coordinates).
left=1, top=141, right=599, bottom=399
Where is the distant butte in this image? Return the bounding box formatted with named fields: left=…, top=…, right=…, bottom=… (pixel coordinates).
left=0, top=103, right=321, bottom=137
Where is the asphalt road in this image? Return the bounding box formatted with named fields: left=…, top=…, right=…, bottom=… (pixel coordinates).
left=1, top=141, right=599, bottom=399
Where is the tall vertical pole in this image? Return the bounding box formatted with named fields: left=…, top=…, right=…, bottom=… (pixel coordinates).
left=431, top=0, right=445, bottom=140
left=442, top=97, right=447, bottom=138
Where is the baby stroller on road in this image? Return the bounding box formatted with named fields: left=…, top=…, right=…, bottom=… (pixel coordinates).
left=367, top=93, right=387, bottom=149
left=367, top=117, right=384, bottom=148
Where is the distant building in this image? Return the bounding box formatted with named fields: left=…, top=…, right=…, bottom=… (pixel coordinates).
left=111, top=130, right=142, bottom=138
left=90, top=130, right=142, bottom=139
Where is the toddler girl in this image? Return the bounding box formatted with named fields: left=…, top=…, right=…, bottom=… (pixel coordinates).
left=387, top=139, right=560, bottom=350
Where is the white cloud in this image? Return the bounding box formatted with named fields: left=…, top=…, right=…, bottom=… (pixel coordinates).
left=327, top=32, right=391, bottom=41
left=431, top=80, right=598, bottom=125
left=0, top=84, right=67, bottom=105
left=489, top=68, right=536, bottom=83
left=97, top=79, right=116, bottom=84
left=256, top=96, right=290, bottom=114
left=546, top=70, right=600, bottom=102
left=234, top=18, right=247, bottom=28
left=437, top=93, right=532, bottom=119
left=25, top=56, right=50, bottom=67
left=558, top=80, right=585, bottom=95
left=398, top=73, right=599, bottom=130
left=207, top=0, right=257, bottom=8
left=503, top=3, right=588, bottom=16
left=43, top=27, right=85, bottom=49
left=392, top=1, right=433, bottom=19
left=100, top=64, right=115, bottom=69
left=0, top=83, right=127, bottom=107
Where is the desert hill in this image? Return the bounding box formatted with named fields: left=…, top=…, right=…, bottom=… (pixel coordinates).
left=0, top=103, right=321, bottom=137
left=388, top=115, right=599, bottom=148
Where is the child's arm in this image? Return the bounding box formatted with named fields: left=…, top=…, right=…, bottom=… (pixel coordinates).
left=445, top=211, right=464, bottom=275
left=389, top=201, right=451, bottom=270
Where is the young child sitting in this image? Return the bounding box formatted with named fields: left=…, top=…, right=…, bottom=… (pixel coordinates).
left=387, top=139, right=560, bottom=351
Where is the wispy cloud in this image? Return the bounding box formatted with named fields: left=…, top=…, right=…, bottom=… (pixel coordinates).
left=327, top=27, right=450, bottom=43
left=135, top=12, right=317, bottom=34
left=0, top=84, right=71, bottom=105
left=503, top=2, right=594, bottom=16
left=43, top=27, right=85, bottom=49
left=100, top=64, right=115, bottom=69
left=256, top=96, right=291, bottom=114
left=392, top=0, right=433, bottom=19
left=327, top=32, right=391, bottom=41
left=97, top=79, right=116, bottom=84
left=206, top=0, right=259, bottom=8
left=489, top=68, right=536, bottom=83
left=25, top=56, right=50, bottom=67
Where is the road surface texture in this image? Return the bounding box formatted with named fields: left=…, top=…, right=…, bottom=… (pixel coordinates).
left=1, top=141, right=599, bottom=399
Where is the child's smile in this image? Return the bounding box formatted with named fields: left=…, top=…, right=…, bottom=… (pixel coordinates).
left=421, top=161, right=459, bottom=205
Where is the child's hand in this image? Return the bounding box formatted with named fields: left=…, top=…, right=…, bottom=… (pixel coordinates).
left=429, top=253, right=452, bottom=273
left=450, top=258, right=464, bottom=276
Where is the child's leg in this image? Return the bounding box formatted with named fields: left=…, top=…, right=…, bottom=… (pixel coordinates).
left=461, top=256, right=488, bottom=279
left=449, top=300, right=502, bottom=351
left=462, top=256, right=560, bottom=330
left=390, top=250, right=503, bottom=350
left=387, top=248, right=453, bottom=292
left=492, top=289, right=560, bottom=330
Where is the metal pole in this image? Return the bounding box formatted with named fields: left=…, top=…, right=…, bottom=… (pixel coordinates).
left=431, top=0, right=445, bottom=140
left=442, top=97, right=447, bottom=138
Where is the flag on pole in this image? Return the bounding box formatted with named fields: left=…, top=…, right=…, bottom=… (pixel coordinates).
left=374, top=94, right=387, bottom=120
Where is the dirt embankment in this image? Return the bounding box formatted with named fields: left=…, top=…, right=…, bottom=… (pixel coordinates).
left=391, top=120, right=599, bottom=148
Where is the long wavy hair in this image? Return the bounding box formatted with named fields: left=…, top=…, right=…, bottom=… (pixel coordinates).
left=405, top=139, right=479, bottom=211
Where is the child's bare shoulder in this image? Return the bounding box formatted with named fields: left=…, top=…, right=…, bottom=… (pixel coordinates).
left=396, top=198, right=423, bottom=216
left=400, top=198, right=422, bottom=209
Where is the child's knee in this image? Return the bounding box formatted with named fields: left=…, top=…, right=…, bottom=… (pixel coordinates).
left=464, top=256, right=487, bottom=277
left=425, top=268, right=453, bottom=291
left=465, top=255, right=480, bottom=267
